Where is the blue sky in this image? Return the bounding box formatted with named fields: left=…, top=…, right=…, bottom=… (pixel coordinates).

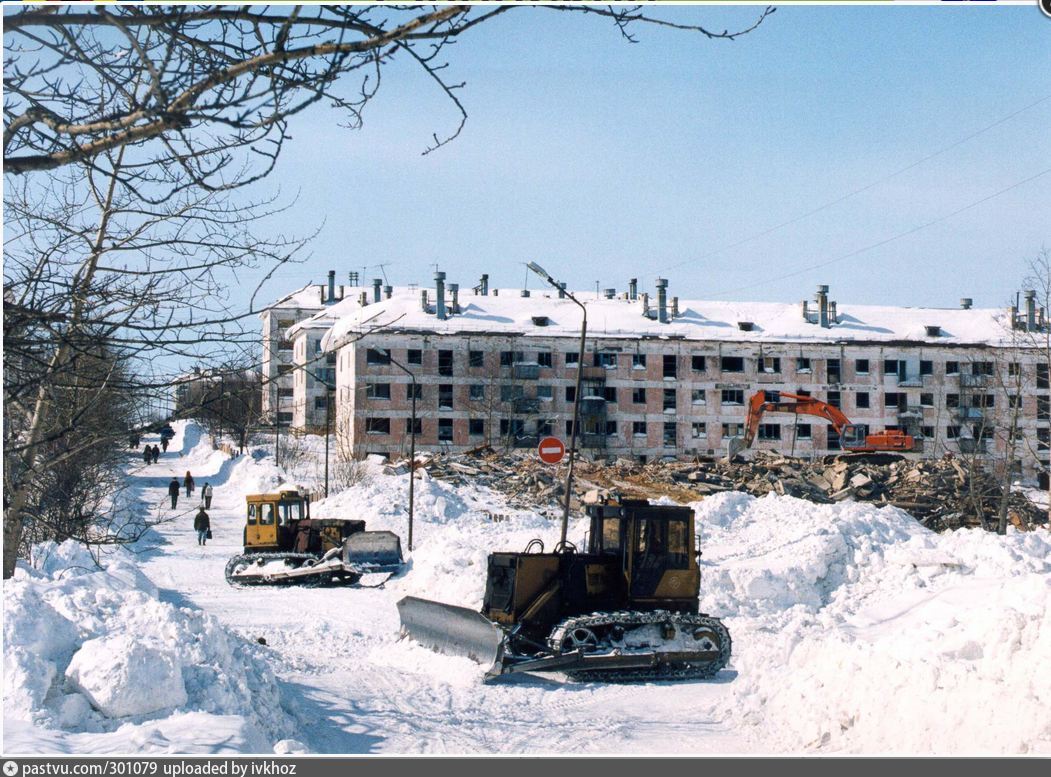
left=251, top=4, right=1050, bottom=312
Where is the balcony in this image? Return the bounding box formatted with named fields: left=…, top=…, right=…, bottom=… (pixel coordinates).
left=512, top=397, right=540, bottom=414
left=960, top=374, right=987, bottom=388
left=512, top=435, right=540, bottom=449
left=513, top=363, right=540, bottom=380
left=581, top=434, right=608, bottom=448
left=957, top=438, right=987, bottom=454
left=955, top=407, right=985, bottom=420
left=898, top=406, right=923, bottom=419
left=580, top=366, right=607, bottom=380
left=579, top=397, right=608, bottom=416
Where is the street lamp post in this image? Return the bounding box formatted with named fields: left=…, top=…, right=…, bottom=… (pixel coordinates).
left=376, top=348, right=417, bottom=551
left=527, top=262, right=587, bottom=552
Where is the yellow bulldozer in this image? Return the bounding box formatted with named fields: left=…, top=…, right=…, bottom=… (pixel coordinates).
left=398, top=498, right=731, bottom=682
left=225, top=489, right=403, bottom=588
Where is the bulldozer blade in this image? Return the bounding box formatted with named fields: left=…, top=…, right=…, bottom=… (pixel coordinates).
left=397, top=596, right=505, bottom=668
left=344, top=530, right=403, bottom=573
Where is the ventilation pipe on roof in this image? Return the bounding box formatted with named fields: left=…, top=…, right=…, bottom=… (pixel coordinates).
left=604, top=288, right=616, bottom=299
left=480, top=274, right=489, bottom=296
left=641, top=292, right=650, bottom=318
left=449, top=283, right=460, bottom=314
left=420, top=289, right=429, bottom=312
left=671, top=297, right=679, bottom=318
left=656, top=278, right=669, bottom=324
left=384, top=285, right=393, bottom=300
left=1025, top=290, right=1037, bottom=331
left=960, top=298, right=972, bottom=310
left=801, top=300, right=810, bottom=321
left=828, top=301, right=838, bottom=325
left=629, top=278, right=638, bottom=300
left=435, top=271, right=447, bottom=320
left=359, top=291, right=368, bottom=307
left=815, top=285, right=830, bottom=328
left=558, top=282, right=567, bottom=299
left=521, top=289, right=531, bottom=298
left=327, top=271, right=336, bottom=303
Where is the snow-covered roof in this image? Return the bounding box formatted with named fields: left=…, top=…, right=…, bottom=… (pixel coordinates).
left=258, top=283, right=326, bottom=316
left=315, top=287, right=1016, bottom=352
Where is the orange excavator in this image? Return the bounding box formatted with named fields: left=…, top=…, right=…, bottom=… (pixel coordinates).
left=730, top=390, right=914, bottom=458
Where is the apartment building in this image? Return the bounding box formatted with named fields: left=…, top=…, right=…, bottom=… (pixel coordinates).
left=282, top=274, right=1048, bottom=483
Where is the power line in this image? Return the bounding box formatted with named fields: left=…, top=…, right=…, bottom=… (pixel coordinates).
left=646, top=93, right=1051, bottom=280
left=707, top=165, right=1051, bottom=299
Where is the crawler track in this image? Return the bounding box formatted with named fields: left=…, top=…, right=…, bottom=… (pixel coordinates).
left=224, top=552, right=337, bottom=588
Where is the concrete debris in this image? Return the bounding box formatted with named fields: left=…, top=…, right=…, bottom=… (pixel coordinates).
left=382, top=448, right=1046, bottom=532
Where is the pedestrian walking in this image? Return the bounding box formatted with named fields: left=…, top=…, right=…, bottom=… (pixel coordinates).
left=152, top=445, right=161, bottom=464
left=184, top=471, right=195, bottom=498
left=193, top=508, right=211, bottom=546
left=201, top=482, right=213, bottom=509
left=161, top=437, right=169, bottom=453
left=168, top=477, right=180, bottom=510
left=143, top=447, right=152, bottom=465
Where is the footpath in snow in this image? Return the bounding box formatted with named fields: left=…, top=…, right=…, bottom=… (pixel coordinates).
left=4, top=422, right=1050, bottom=754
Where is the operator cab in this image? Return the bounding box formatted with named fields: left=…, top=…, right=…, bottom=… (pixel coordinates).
left=841, top=423, right=867, bottom=449
left=244, top=490, right=309, bottom=551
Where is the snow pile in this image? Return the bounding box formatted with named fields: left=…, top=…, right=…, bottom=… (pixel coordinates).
left=225, top=453, right=297, bottom=500
left=4, top=542, right=294, bottom=753
left=691, top=492, right=1051, bottom=754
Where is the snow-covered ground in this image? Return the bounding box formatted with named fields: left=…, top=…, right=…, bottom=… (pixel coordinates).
left=5, top=422, right=1050, bottom=754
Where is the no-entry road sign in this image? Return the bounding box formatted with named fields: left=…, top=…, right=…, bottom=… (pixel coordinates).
left=537, top=437, right=566, bottom=465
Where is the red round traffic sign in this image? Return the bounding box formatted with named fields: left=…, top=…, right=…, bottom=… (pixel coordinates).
left=537, top=437, right=566, bottom=464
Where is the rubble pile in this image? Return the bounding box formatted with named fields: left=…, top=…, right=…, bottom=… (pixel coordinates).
left=388, top=448, right=1047, bottom=532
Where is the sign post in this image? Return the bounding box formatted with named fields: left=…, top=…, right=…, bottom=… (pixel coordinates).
left=537, top=437, right=566, bottom=465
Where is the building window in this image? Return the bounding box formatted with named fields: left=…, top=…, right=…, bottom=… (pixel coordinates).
left=469, top=384, right=484, bottom=401
left=1039, top=429, right=1050, bottom=452
left=501, top=385, right=523, bottom=403
left=884, top=392, right=904, bottom=409
left=469, top=350, right=484, bottom=368
left=277, top=412, right=293, bottom=425
left=796, top=357, right=811, bottom=373
left=828, top=429, right=841, bottom=451
left=691, top=422, right=707, bottom=439
left=855, top=359, right=870, bottom=375
left=856, top=391, right=870, bottom=409
left=366, top=383, right=391, bottom=400
left=1038, top=395, right=1050, bottom=421
left=438, top=419, right=453, bottom=442
left=438, top=384, right=454, bottom=410
left=721, top=389, right=744, bottom=405
left=408, top=418, right=422, bottom=435
left=971, top=361, right=993, bottom=377
left=691, top=389, right=706, bottom=406
left=277, top=364, right=294, bottom=377
left=314, top=396, right=328, bottom=411
left=663, top=423, right=677, bottom=447
left=1008, top=395, right=1023, bottom=409
left=407, top=383, right=423, bottom=400
left=946, top=361, right=960, bottom=376
left=758, top=423, right=781, bottom=441
left=1038, top=365, right=1049, bottom=389
left=761, top=356, right=782, bottom=374
left=920, top=393, right=934, bottom=407
left=365, top=417, right=391, bottom=435
left=501, top=418, right=524, bottom=437
left=538, top=352, right=553, bottom=368
left=920, top=360, right=933, bottom=377
left=537, top=385, right=553, bottom=401
left=947, top=425, right=960, bottom=439
left=663, top=354, right=678, bottom=379
left=606, top=421, right=618, bottom=436
left=566, top=352, right=580, bottom=366
left=883, top=359, right=900, bottom=379
left=827, top=391, right=841, bottom=409
left=1008, top=362, right=1021, bottom=377
left=796, top=389, right=811, bottom=397
left=500, top=351, right=523, bottom=366
left=366, top=348, right=390, bottom=365
left=566, top=386, right=576, bottom=402
left=277, top=318, right=295, bottom=329
left=921, top=426, right=934, bottom=438
left=469, top=419, right=485, bottom=436
left=565, top=420, right=575, bottom=436
left=633, top=421, right=648, bottom=437
left=632, top=387, right=646, bottom=404
left=796, top=424, right=812, bottom=440
left=537, top=419, right=553, bottom=437
left=603, top=386, right=618, bottom=403
left=438, top=350, right=453, bottom=376
left=632, top=353, right=647, bottom=369
left=690, top=355, right=706, bottom=373
left=277, top=340, right=294, bottom=352
left=663, top=388, right=677, bottom=413
left=316, top=368, right=335, bottom=386
left=721, top=356, right=745, bottom=373
left=946, top=393, right=960, bottom=408
left=277, top=387, right=294, bottom=399
left=827, top=358, right=841, bottom=383
left=722, top=423, right=744, bottom=439
left=595, top=352, right=618, bottom=368
left=407, top=349, right=423, bottom=365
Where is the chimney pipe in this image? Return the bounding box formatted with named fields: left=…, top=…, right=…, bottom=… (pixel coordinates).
left=815, top=284, right=829, bottom=328
left=359, top=291, right=368, bottom=307
left=420, top=289, right=429, bottom=312
left=558, top=282, right=566, bottom=299
left=372, top=278, right=382, bottom=304
left=655, top=278, right=669, bottom=324
left=960, top=298, right=973, bottom=310
left=435, top=271, right=446, bottom=320
left=449, top=283, right=460, bottom=314
left=641, top=292, right=650, bottom=318
left=480, top=274, right=489, bottom=296
left=671, top=296, right=679, bottom=318
left=384, top=285, right=393, bottom=300
left=1025, top=289, right=1037, bottom=332
left=629, top=278, right=638, bottom=300
left=327, top=270, right=336, bottom=303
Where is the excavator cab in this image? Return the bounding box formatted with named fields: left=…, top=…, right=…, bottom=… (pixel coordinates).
left=840, top=423, right=867, bottom=449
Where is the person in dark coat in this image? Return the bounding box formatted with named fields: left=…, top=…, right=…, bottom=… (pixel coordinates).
left=152, top=445, right=161, bottom=464
left=184, top=471, right=195, bottom=497
left=143, top=447, right=152, bottom=465
left=193, top=508, right=211, bottom=545
left=168, top=477, right=180, bottom=509
left=161, top=437, right=169, bottom=453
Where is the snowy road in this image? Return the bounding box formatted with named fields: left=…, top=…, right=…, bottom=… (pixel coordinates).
left=128, top=424, right=756, bottom=754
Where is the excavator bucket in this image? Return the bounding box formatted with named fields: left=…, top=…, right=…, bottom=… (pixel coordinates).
left=397, top=596, right=506, bottom=669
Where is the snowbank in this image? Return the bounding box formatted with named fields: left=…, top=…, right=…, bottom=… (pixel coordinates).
left=691, top=492, right=1051, bottom=754
left=4, top=541, right=294, bottom=754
